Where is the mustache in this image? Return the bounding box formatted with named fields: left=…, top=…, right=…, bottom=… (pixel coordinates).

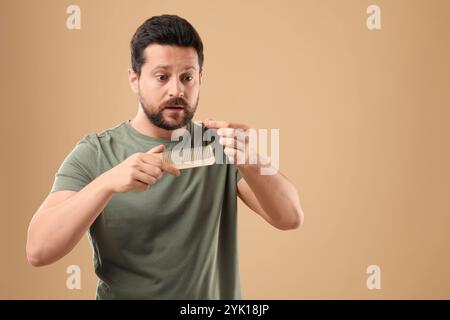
left=163, top=97, right=189, bottom=108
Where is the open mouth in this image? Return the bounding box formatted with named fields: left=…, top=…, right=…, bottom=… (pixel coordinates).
left=164, top=105, right=185, bottom=110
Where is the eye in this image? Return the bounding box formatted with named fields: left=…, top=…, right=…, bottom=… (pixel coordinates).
left=184, top=75, right=194, bottom=81
left=156, top=74, right=167, bottom=81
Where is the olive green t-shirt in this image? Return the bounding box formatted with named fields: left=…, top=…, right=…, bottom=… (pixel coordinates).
left=50, top=120, right=242, bottom=299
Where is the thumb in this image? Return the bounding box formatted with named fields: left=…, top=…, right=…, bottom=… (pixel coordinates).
left=203, top=118, right=213, bottom=127
left=147, top=144, right=165, bottom=154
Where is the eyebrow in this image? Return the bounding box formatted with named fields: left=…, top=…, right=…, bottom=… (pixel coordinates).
left=151, top=65, right=196, bottom=72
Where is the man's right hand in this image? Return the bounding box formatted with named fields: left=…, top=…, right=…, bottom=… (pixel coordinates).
left=99, top=144, right=181, bottom=194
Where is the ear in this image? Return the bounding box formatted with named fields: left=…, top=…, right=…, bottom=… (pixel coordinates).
left=199, top=69, right=203, bottom=85
left=128, top=68, right=139, bottom=94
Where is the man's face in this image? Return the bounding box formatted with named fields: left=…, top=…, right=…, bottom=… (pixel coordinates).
left=129, top=44, right=202, bottom=130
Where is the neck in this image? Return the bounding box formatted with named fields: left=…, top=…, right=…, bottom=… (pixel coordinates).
left=130, top=108, right=187, bottom=140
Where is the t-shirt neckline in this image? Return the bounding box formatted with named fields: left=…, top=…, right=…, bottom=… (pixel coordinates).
left=124, top=119, right=192, bottom=145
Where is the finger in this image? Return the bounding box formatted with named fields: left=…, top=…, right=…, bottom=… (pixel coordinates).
left=224, top=147, right=247, bottom=165
left=134, top=180, right=150, bottom=191
left=161, top=162, right=181, bottom=177
left=219, top=137, right=245, bottom=151
left=141, top=153, right=164, bottom=168
left=133, top=170, right=158, bottom=186
left=204, top=118, right=250, bottom=130
left=147, top=144, right=165, bottom=154
left=217, top=128, right=236, bottom=137
left=138, top=162, right=163, bottom=180
left=205, top=118, right=249, bottom=130
left=224, top=147, right=237, bottom=164
left=140, top=154, right=180, bottom=177
left=217, top=128, right=251, bottom=146
left=203, top=118, right=230, bottom=129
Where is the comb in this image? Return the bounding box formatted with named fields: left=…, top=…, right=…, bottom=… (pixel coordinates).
left=156, top=144, right=216, bottom=170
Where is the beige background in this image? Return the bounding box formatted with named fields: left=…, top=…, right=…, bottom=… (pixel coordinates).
left=1, top=0, right=449, bottom=299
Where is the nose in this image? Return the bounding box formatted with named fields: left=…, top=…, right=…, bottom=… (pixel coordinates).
left=168, top=77, right=184, bottom=98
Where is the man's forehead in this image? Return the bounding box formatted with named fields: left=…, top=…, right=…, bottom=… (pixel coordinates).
left=150, top=64, right=197, bottom=72
left=143, top=44, right=199, bottom=70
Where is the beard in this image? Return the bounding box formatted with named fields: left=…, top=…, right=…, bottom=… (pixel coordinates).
left=139, top=93, right=199, bottom=131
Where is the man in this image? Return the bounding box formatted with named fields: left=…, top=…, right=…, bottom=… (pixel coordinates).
left=26, top=14, right=303, bottom=299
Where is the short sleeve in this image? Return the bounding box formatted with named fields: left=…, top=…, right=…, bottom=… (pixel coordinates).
left=50, top=135, right=98, bottom=193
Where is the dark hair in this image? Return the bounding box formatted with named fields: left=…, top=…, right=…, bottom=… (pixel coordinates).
left=130, top=14, right=204, bottom=76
